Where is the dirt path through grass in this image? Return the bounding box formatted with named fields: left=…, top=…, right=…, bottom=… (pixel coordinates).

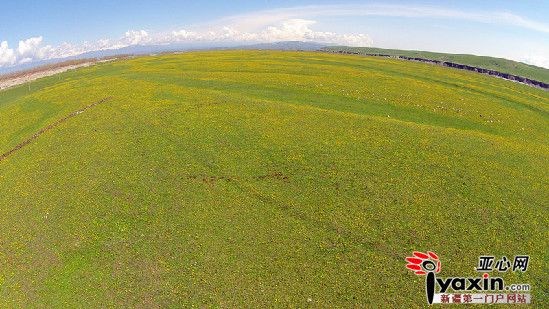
left=0, top=96, right=113, bottom=162
left=0, top=62, right=96, bottom=91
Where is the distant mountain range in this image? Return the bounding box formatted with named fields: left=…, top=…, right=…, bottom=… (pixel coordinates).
left=3, top=41, right=548, bottom=88
left=214, top=41, right=330, bottom=51
left=0, top=41, right=331, bottom=75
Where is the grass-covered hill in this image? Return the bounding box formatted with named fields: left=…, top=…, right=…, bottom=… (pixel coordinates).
left=322, top=46, right=549, bottom=85
left=0, top=50, right=548, bottom=307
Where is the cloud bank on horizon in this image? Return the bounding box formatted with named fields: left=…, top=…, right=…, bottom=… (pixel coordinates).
left=1, top=4, right=549, bottom=69
left=0, top=18, right=372, bottom=69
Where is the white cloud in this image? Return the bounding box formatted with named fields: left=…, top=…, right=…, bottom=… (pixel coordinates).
left=256, top=19, right=372, bottom=46
left=520, top=54, right=549, bottom=69
left=261, top=19, right=318, bottom=42
left=0, top=10, right=377, bottom=69
left=118, top=30, right=150, bottom=46
left=148, top=19, right=372, bottom=46
left=18, top=37, right=43, bottom=57
left=0, top=41, right=16, bottom=66
left=17, top=36, right=54, bottom=60
left=494, top=12, right=549, bottom=35
left=211, top=4, right=549, bottom=35
left=19, top=57, right=33, bottom=64
left=168, top=30, right=200, bottom=42
left=1, top=3, right=547, bottom=69
left=129, top=18, right=372, bottom=47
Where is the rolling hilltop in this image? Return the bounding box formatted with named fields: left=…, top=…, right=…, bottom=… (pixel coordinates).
left=322, top=46, right=549, bottom=86
left=0, top=50, right=548, bottom=307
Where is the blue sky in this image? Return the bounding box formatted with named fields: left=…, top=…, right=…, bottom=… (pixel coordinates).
left=1, top=0, right=549, bottom=68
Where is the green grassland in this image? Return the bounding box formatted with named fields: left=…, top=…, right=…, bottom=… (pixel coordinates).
left=0, top=50, right=548, bottom=307
left=322, top=46, right=549, bottom=85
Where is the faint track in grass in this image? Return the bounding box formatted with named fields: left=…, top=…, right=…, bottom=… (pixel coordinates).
left=0, top=96, right=113, bottom=162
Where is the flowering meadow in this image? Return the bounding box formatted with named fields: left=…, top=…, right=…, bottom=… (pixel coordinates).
left=0, top=50, right=548, bottom=307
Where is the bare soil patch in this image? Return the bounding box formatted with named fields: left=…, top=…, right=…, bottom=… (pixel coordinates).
left=0, top=62, right=96, bottom=91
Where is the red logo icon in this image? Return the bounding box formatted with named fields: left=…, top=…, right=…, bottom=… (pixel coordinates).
left=406, top=251, right=441, bottom=275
